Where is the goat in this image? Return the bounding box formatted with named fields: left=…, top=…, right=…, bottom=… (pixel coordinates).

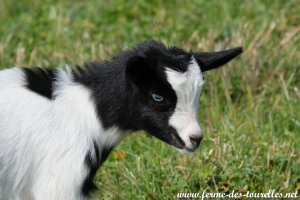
left=0, top=40, right=242, bottom=200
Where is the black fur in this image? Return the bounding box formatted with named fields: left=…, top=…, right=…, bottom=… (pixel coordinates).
left=74, top=41, right=191, bottom=139
left=82, top=152, right=97, bottom=196
left=1, top=40, right=242, bottom=198
left=19, top=40, right=241, bottom=197
left=77, top=42, right=243, bottom=188
left=82, top=141, right=112, bottom=196
left=20, top=40, right=240, bottom=197
left=76, top=41, right=194, bottom=196
left=23, top=67, right=56, bottom=99
left=100, top=146, right=113, bottom=165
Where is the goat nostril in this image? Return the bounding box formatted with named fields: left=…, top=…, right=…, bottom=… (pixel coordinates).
left=189, top=135, right=203, bottom=146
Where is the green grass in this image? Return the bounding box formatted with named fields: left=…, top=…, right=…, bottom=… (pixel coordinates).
left=1, top=0, right=299, bottom=199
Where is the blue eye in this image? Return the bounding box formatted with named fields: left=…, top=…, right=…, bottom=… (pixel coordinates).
left=152, top=94, right=164, bottom=102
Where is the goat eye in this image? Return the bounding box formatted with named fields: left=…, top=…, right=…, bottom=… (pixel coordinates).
left=152, top=94, right=164, bottom=102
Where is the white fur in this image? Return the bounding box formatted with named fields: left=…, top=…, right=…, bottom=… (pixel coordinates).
left=165, top=57, right=204, bottom=152
left=0, top=68, right=26, bottom=88
left=0, top=67, right=122, bottom=200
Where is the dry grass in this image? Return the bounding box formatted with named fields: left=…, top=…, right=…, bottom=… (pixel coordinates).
left=0, top=0, right=299, bottom=199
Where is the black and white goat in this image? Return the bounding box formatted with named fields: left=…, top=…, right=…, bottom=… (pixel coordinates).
left=0, top=40, right=242, bottom=200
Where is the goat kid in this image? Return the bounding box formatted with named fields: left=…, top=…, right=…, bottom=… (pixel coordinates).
left=0, top=40, right=242, bottom=200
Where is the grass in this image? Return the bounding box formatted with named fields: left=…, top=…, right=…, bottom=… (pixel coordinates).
left=0, top=0, right=299, bottom=199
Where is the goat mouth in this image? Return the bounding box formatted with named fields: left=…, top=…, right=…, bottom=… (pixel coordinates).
left=149, top=129, right=187, bottom=150
left=169, top=133, right=198, bottom=153
left=168, top=138, right=198, bottom=153
left=163, top=136, right=199, bottom=153
left=168, top=133, right=186, bottom=149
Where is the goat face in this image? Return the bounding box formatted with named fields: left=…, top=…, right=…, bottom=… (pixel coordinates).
left=126, top=41, right=242, bottom=153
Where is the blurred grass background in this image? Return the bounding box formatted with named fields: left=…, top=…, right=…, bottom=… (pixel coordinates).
left=0, top=0, right=299, bottom=199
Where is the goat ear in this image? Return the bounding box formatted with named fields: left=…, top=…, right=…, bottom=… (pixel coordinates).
left=125, top=56, right=153, bottom=85
left=194, top=47, right=243, bottom=72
